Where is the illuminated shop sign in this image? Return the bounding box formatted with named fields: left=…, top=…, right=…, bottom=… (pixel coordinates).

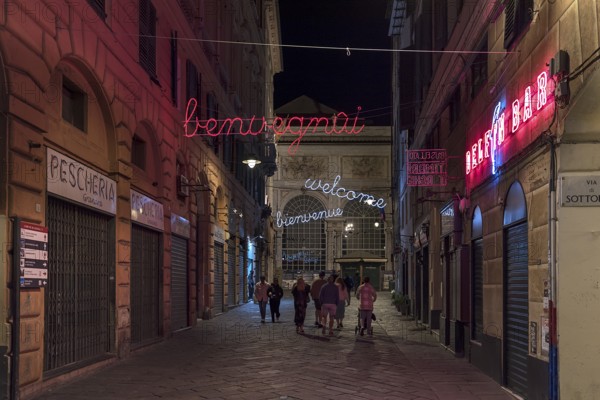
left=407, top=149, right=447, bottom=186
left=183, top=98, right=365, bottom=155
left=276, top=208, right=343, bottom=228
left=304, top=175, right=387, bottom=208
left=466, top=71, right=552, bottom=178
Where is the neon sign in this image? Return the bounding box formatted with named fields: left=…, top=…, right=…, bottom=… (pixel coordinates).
left=304, top=175, right=387, bottom=208
left=276, top=208, right=343, bottom=227
left=407, top=149, right=447, bottom=186
left=183, top=98, right=365, bottom=155
left=466, top=71, right=551, bottom=177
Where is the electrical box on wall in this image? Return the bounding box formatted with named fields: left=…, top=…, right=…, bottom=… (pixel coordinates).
left=550, top=50, right=569, bottom=77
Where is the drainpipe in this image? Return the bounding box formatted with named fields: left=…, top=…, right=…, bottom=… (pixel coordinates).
left=11, top=218, right=20, bottom=400
left=548, top=140, right=558, bottom=399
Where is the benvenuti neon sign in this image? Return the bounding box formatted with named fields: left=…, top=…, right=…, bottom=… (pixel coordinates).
left=183, top=98, right=365, bottom=155
left=466, top=71, right=551, bottom=177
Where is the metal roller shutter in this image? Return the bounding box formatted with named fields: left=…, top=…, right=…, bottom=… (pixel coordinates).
left=227, top=241, right=236, bottom=306
left=45, top=197, right=114, bottom=372
left=472, top=238, right=484, bottom=341
left=171, top=235, right=188, bottom=331
left=130, top=224, right=161, bottom=345
left=214, top=243, right=224, bottom=314
left=239, top=247, right=245, bottom=303
left=504, top=222, right=529, bottom=397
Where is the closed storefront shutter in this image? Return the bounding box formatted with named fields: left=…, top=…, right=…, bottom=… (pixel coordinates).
left=130, top=224, right=161, bottom=346
left=239, top=247, right=245, bottom=303
left=171, top=235, right=188, bottom=331
left=214, top=243, right=224, bottom=314
left=227, top=241, right=236, bottom=306
left=45, top=196, right=114, bottom=372
left=472, top=238, right=484, bottom=341
left=504, top=222, right=529, bottom=397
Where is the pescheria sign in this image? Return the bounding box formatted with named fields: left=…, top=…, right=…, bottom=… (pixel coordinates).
left=183, top=98, right=365, bottom=155
left=466, top=70, right=552, bottom=177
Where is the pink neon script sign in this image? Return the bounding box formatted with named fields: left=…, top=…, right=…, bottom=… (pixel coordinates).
left=466, top=71, right=550, bottom=176
left=183, top=98, right=365, bottom=155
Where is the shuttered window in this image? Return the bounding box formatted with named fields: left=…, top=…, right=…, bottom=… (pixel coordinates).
left=170, top=31, right=178, bottom=106
left=504, top=0, right=533, bottom=49
left=139, top=0, right=157, bottom=78
left=87, top=0, right=106, bottom=19
left=186, top=60, right=201, bottom=121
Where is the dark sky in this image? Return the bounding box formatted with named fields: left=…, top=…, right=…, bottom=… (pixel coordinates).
left=274, top=0, right=391, bottom=125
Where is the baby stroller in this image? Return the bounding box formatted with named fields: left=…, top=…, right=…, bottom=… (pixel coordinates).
left=354, top=309, right=376, bottom=336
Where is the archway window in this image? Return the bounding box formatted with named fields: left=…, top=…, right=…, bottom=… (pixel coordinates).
left=472, top=206, right=483, bottom=239
left=281, top=195, right=326, bottom=272
left=503, top=181, right=527, bottom=226
left=131, top=135, right=146, bottom=170
left=342, top=201, right=385, bottom=257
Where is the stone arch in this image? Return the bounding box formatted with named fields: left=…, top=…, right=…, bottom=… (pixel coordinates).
left=503, top=180, right=527, bottom=226
left=45, top=56, right=116, bottom=171
left=131, top=120, right=162, bottom=197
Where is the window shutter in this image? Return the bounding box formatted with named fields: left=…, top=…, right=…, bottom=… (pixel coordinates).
left=139, top=0, right=157, bottom=77
left=503, top=0, right=517, bottom=48
left=170, top=31, right=178, bottom=105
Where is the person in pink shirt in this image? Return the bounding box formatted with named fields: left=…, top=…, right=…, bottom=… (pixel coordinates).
left=356, top=276, right=377, bottom=336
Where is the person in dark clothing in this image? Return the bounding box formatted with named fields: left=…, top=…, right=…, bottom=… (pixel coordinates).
left=291, top=277, right=311, bottom=334
left=248, top=269, right=255, bottom=302
left=353, top=272, right=361, bottom=294
left=344, top=274, right=354, bottom=294
left=267, top=278, right=284, bottom=322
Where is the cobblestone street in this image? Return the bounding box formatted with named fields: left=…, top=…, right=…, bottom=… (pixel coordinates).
left=31, top=292, right=515, bottom=400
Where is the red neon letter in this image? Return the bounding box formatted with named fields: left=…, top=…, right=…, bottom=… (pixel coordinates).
left=471, top=144, right=478, bottom=170
left=523, top=86, right=532, bottom=122
left=183, top=98, right=199, bottom=137
left=512, top=99, right=520, bottom=133
left=466, top=151, right=471, bottom=175
left=537, top=71, right=547, bottom=110
left=484, top=130, right=492, bottom=158
left=477, top=138, right=484, bottom=165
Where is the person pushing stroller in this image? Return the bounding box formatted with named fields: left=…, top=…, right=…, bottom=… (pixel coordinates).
left=355, top=276, right=377, bottom=336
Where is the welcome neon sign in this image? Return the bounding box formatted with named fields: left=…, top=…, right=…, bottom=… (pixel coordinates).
left=183, top=98, right=365, bottom=155
left=466, top=71, right=551, bottom=177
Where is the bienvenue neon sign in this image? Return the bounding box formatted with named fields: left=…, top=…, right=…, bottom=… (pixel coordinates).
left=183, top=98, right=365, bottom=155
left=276, top=208, right=343, bottom=228
left=466, top=71, right=551, bottom=176
left=304, top=175, right=387, bottom=208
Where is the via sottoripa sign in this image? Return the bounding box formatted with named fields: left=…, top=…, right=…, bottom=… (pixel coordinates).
left=407, top=149, right=447, bottom=187
left=560, top=175, right=600, bottom=207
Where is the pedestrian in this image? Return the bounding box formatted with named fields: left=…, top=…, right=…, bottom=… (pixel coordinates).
left=319, top=274, right=339, bottom=336
left=267, top=277, right=284, bottom=322
left=254, top=275, right=270, bottom=323
left=335, top=276, right=350, bottom=329
left=356, top=276, right=377, bottom=336
left=291, top=276, right=311, bottom=334
left=310, top=271, right=326, bottom=327
left=344, top=274, right=354, bottom=295
left=248, top=269, right=255, bottom=302
left=353, top=272, right=360, bottom=295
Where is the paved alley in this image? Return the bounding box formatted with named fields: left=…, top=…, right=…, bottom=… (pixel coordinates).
left=31, top=292, right=515, bottom=400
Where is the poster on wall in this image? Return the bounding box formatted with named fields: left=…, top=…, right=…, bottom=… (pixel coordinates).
left=541, top=317, right=550, bottom=357
left=19, top=221, right=48, bottom=288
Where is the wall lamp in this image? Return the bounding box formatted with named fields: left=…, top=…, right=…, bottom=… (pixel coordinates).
left=28, top=140, right=42, bottom=149
left=242, top=154, right=261, bottom=169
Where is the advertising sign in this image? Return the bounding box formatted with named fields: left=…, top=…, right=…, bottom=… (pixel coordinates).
left=130, top=189, right=164, bottom=231
left=19, top=222, right=48, bottom=288
left=407, top=149, right=447, bottom=187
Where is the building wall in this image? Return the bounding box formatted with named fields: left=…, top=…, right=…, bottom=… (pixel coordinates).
left=0, top=0, right=279, bottom=397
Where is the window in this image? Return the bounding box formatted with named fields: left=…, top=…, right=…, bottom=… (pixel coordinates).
left=449, top=87, right=461, bottom=128
left=62, top=78, right=86, bottom=131
left=342, top=201, right=385, bottom=258
left=170, top=31, right=178, bottom=106
left=87, top=0, right=106, bottom=19
left=206, top=93, right=219, bottom=153
left=131, top=135, right=146, bottom=170
left=281, top=195, right=327, bottom=272
left=186, top=60, right=200, bottom=119
left=139, top=0, right=157, bottom=78
left=471, top=40, right=488, bottom=99
left=504, top=0, right=533, bottom=49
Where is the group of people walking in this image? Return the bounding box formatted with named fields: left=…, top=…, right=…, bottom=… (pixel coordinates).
left=291, top=271, right=377, bottom=336
left=254, top=271, right=378, bottom=336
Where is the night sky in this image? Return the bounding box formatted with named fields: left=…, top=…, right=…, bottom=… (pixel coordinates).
left=274, top=0, right=391, bottom=125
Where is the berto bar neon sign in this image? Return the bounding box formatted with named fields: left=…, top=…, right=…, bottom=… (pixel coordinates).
left=183, top=98, right=365, bottom=155
left=466, top=71, right=551, bottom=177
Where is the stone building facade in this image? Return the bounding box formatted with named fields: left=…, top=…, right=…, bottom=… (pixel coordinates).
left=389, top=0, right=600, bottom=399
left=269, top=96, right=393, bottom=289
left=0, top=0, right=281, bottom=397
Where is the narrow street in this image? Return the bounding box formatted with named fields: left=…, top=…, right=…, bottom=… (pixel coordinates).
left=32, top=292, right=514, bottom=400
